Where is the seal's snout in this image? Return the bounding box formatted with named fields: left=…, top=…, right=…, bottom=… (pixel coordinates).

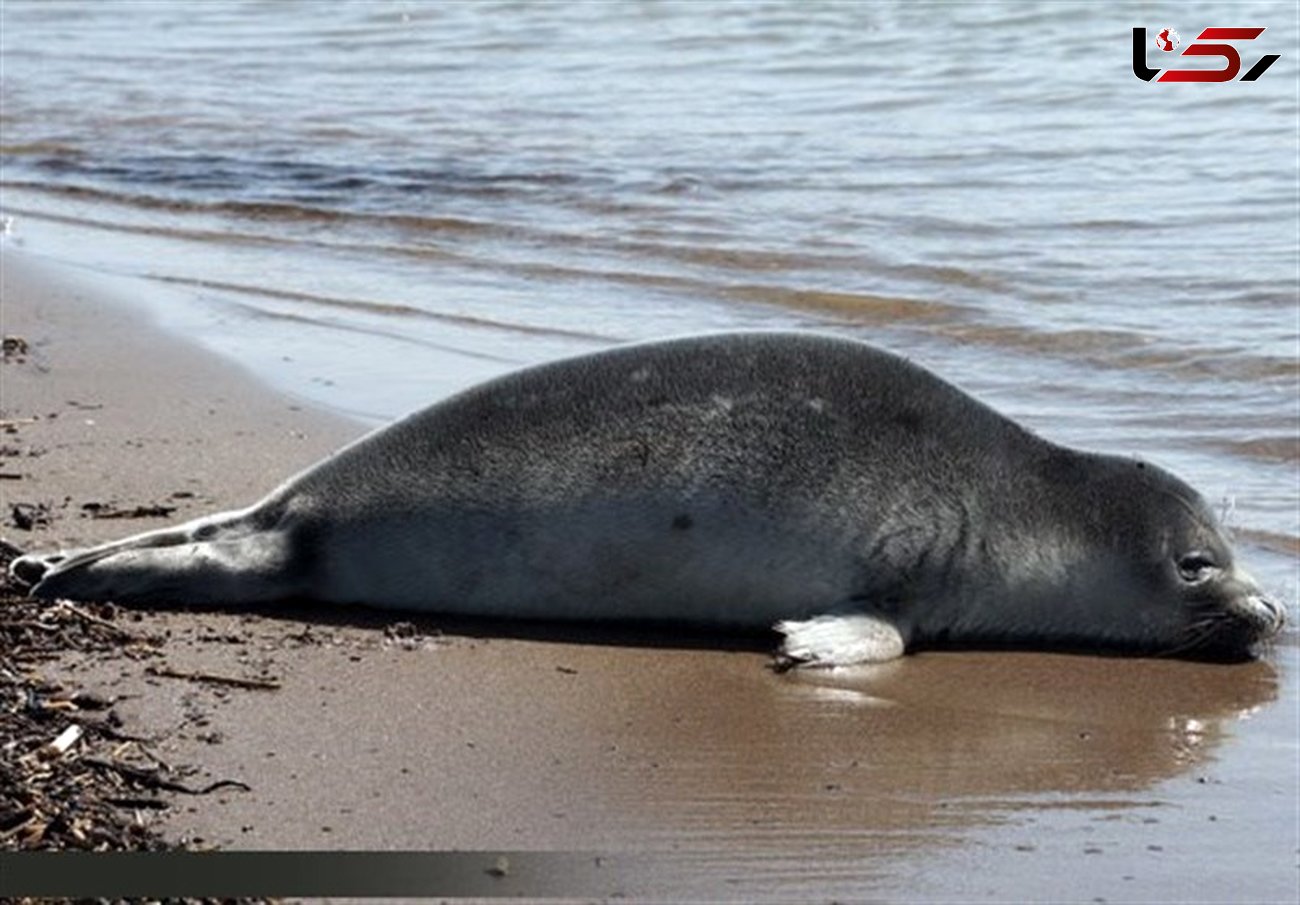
left=1244, top=593, right=1286, bottom=638
left=1219, top=566, right=1286, bottom=645
left=1178, top=578, right=1286, bottom=661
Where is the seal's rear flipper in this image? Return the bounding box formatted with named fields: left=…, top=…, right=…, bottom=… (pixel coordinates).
left=10, top=523, right=201, bottom=594
left=24, top=536, right=294, bottom=604
left=10, top=513, right=297, bottom=605
left=9, top=551, right=65, bottom=588
left=774, top=612, right=906, bottom=669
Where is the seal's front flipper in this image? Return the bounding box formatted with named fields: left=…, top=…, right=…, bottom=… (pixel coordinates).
left=773, top=613, right=906, bottom=670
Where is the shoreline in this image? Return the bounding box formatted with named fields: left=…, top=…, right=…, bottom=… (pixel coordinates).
left=1, top=248, right=1296, bottom=901
left=0, top=248, right=364, bottom=552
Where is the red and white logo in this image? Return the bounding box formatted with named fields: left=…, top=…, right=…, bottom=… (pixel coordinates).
left=1133, top=27, right=1279, bottom=82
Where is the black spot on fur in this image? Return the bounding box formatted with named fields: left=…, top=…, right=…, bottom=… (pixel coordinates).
left=672, top=514, right=693, bottom=531
left=892, top=409, right=922, bottom=431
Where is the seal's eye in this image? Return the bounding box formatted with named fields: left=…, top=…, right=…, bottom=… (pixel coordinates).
left=1176, top=552, right=1218, bottom=583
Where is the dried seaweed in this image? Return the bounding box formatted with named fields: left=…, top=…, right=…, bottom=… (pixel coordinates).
left=0, top=539, right=250, bottom=858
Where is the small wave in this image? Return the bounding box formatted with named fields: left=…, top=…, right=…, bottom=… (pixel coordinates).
left=724, top=285, right=969, bottom=324
left=216, top=300, right=520, bottom=365
left=4, top=147, right=595, bottom=213
left=485, top=254, right=974, bottom=326
left=936, top=322, right=1296, bottom=385
left=4, top=190, right=962, bottom=332
left=381, top=212, right=513, bottom=237
left=0, top=141, right=84, bottom=158
left=147, top=273, right=615, bottom=343
left=1153, top=353, right=1299, bottom=384
left=0, top=178, right=546, bottom=244
left=1207, top=436, right=1300, bottom=466
left=210, top=200, right=348, bottom=223
left=0, top=200, right=301, bottom=252
left=0, top=201, right=303, bottom=253
left=1209, top=287, right=1299, bottom=308
left=3, top=179, right=351, bottom=224
left=614, top=240, right=858, bottom=275
left=940, top=323, right=1151, bottom=355
left=883, top=262, right=1013, bottom=293
left=605, top=240, right=1013, bottom=297
left=893, top=214, right=1007, bottom=239
left=1063, top=219, right=1153, bottom=232
left=1233, top=528, right=1300, bottom=559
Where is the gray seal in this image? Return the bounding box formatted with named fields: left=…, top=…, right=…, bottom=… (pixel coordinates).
left=9, top=332, right=1284, bottom=665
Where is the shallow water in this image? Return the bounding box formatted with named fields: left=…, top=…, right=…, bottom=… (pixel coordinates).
left=1, top=0, right=1297, bottom=897
left=4, top=1, right=1295, bottom=564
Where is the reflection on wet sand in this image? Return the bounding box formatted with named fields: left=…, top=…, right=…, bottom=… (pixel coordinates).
left=591, top=649, right=1277, bottom=895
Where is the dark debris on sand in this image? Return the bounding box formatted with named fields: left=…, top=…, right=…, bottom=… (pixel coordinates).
left=0, top=537, right=178, bottom=853
left=0, top=543, right=255, bottom=890
left=1, top=540, right=280, bottom=903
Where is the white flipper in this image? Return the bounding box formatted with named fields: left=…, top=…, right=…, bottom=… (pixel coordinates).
left=774, top=613, right=906, bottom=669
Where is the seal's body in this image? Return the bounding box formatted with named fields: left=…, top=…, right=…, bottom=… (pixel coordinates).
left=11, top=333, right=1283, bottom=664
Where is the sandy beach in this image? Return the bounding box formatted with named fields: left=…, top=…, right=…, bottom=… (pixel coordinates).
left=2, top=249, right=1296, bottom=902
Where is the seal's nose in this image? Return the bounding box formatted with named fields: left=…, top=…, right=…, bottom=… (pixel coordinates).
left=1244, top=593, right=1286, bottom=637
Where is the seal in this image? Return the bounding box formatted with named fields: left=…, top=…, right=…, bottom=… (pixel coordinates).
left=9, top=332, right=1284, bottom=665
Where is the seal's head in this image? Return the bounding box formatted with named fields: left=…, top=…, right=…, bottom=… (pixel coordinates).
left=1081, top=457, right=1285, bottom=661
left=1172, top=555, right=1283, bottom=660
left=932, top=450, right=1287, bottom=662
left=1154, top=518, right=1284, bottom=661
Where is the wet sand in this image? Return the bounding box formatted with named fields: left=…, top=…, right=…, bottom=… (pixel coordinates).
left=2, top=249, right=1296, bottom=901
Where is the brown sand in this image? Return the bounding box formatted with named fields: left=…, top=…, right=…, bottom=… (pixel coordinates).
left=1, top=249, right=1295, bottom=901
